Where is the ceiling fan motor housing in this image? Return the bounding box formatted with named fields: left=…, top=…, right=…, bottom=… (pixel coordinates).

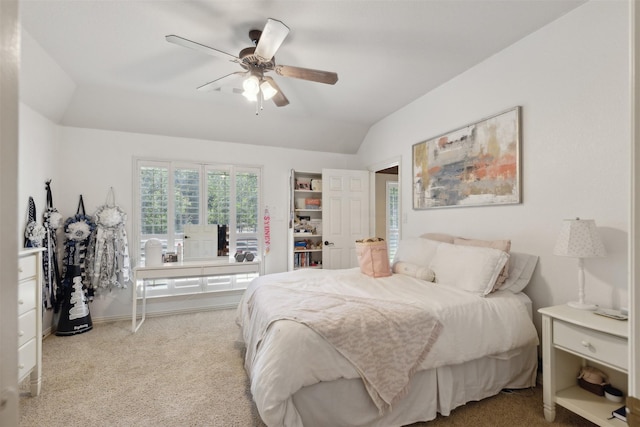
left=239, top=46, right=275, bottom=72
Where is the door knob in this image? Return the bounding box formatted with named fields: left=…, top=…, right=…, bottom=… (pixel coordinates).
left=324, top=241, right=334, bottom=246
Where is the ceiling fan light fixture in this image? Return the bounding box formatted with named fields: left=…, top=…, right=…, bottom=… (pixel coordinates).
left=242, top=90, right=258, bottom=102
left=260, top=80, right=277, bottom=101
left=242, top=75, right=260, bottom=95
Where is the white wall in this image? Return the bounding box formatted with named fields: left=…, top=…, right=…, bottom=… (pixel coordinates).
left=356, top=0, right=630, bottom=334
left=18, top=104, right=59, bottom=240
left=45, top=126, right=354, bottom=322
left=18, top=104, right=60, bottom=331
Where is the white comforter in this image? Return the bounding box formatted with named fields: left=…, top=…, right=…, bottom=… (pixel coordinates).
left=237, top=268, right=539, bottom=427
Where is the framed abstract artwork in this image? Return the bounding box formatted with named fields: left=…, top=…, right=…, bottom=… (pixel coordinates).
left=412, top=106, right=521, bottom=209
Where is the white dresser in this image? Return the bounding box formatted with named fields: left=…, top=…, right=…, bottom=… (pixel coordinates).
left=18, top=248, right=43, bottom=396
left=539, top=305, right=628, bottom=426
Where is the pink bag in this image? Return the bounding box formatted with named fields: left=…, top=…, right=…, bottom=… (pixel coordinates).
left=355, top=238, right=391, bottom=278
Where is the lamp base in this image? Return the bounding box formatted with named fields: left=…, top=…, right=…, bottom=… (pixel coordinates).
left=568, top=301, right=598, bottom=311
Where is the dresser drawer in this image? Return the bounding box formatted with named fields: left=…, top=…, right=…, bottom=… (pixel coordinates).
left=18, top=309, right=37, bottom=347
left=19, top=254, right=37, bottom=281
left=554, top=320, right=627, bottom=371
left=18, top=338, right=36, bottom=381
left=18, top=279, right=37, bottom=316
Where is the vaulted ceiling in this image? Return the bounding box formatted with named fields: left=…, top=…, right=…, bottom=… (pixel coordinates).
left=20, top=0, right=586, bottom=154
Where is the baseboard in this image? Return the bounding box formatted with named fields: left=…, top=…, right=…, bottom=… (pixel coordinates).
left=97, top=304, right=239, bottom=324
left=43, top=304, right=238, bottom=339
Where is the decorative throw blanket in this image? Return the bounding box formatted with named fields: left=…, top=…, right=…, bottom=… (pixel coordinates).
left=246, top=285, right=442, bottom=414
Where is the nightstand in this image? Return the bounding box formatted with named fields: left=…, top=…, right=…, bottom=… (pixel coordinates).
left=539, top=305, right=628, bottom=426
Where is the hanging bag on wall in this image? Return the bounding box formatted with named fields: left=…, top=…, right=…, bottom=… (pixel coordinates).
left=355, top=237, right=392, bottom=278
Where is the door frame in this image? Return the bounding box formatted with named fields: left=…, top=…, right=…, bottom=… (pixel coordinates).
left=630, top=0, right=638, bottom=400
left=368, top=156, right=402, bottom=242
left=0, top=0, right=20, bottom=424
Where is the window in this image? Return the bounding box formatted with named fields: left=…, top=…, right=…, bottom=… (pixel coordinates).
left=134, top=159, right=262, bottom=296
left=386, top=181, right=399, bottom=262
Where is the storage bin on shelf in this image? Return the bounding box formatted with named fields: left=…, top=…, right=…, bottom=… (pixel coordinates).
left=305, top=198, right=321, bottom=209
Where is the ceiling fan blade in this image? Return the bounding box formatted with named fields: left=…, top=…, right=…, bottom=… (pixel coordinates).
left=275, top=65, right=338, bottom=85
left=197, top=71, right=247, bottom=92
left=254, top=18, right=290, bottom=62
left=263, top=76, right=289, bottom=107
left=166, top=35, right=239, bottom=62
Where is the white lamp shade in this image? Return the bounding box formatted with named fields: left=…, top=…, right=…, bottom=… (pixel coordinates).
left=260, top=80, right=277, bottom=100
left=553, top=218, right=606, bottom=258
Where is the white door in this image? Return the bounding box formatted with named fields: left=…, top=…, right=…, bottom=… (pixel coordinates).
left=322, top=169, right=370, bottom=269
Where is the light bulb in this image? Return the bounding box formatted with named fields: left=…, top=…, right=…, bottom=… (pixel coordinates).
left=242, top=76, right=260, bottom=95
left=260, top=81, right=277, bottom=101
left=242, top=90, right=257, bottom=101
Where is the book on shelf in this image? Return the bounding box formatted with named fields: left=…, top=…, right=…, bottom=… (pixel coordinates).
left=611, top=405, right=627, bottom=422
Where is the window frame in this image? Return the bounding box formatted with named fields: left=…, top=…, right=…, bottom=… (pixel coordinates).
left=132, top=157, right=263, bottom=266
left=386, top=180, right=399, bottom=262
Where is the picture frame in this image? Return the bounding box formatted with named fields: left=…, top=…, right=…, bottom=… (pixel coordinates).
left=162, top=252, right=178, bottom=263
left=412, top=106, right=521, bottom=209
left=296, top=178, right=311, bottom=190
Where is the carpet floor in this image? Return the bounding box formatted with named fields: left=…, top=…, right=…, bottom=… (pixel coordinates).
left=20, top=308, right=596, bottom=426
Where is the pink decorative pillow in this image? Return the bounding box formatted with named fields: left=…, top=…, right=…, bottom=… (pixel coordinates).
left=420, top=233, right=456, bottom=244
left=453, top=237, right=511, bottom=291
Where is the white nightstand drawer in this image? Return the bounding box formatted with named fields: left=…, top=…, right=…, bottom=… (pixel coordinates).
left=554, top=320, right=627, bottom=370
left=19, top=254, right=37, bottom=281
left=18, top=279, right=37, bottom=316
left=18, top=309, right=37, bottom=347
left=18, top=338, right=37, bottom=381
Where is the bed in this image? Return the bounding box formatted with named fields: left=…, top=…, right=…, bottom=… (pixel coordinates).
left=237, top=235, right=540, bottom=427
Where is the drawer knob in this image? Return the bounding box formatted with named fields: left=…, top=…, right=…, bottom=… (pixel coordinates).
left=18, top=330, right=24, bottom=337
left=18, top=299, right=24, bottom=305
left=18, top=267, right=23, bottom=273
left=18, top=364, right=24, bottom=369
left=581, top=340, right=591, bottom=347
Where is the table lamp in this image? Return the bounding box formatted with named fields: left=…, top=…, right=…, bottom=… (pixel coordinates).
left=553, top=218, right=606, bottom=310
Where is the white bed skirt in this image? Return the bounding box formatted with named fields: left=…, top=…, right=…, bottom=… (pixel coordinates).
left=291, top=342, right=538, bottom=427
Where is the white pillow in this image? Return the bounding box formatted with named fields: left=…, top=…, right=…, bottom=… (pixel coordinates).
left=429, top=242, right=509, bottom=296
left=500, top=252, right=539, bottom=293
left=392, top=261, right=436, bottom=282
left=392, top=237, right=440, bottom=268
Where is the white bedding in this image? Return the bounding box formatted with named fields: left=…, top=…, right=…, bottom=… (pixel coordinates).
left=237, top=267, right=539, bottom=427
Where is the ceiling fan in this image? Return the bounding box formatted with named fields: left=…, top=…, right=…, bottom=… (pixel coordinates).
left=166, top=18, right=338, bottom=113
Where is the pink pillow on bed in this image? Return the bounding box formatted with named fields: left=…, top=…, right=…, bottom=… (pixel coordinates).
left=420, top=233, right=456, bottom=244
